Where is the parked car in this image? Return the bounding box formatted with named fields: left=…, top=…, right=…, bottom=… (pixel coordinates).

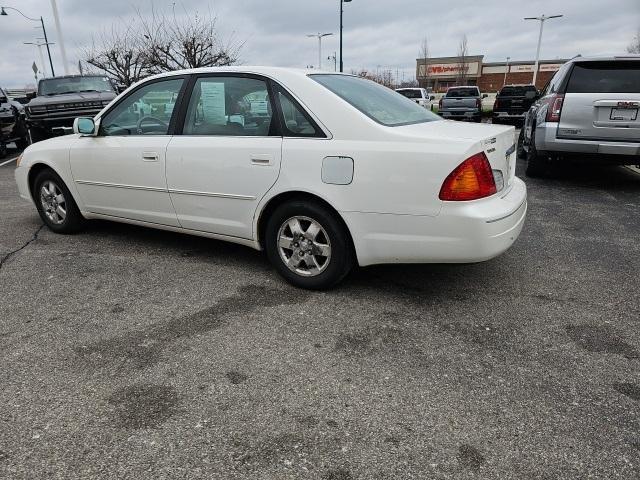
left=492, top=84, right=539, bottom=126
left=25, top=75, right=118, bottom=143
left=0, top=87, right=29, bottom=157
left=14, top=67, right=526, bottom=289
left=520, top=55, right=640, bottom=177
left=395, top=87, right=435, bottom=109
left=439, top=86, right=487, bottom=122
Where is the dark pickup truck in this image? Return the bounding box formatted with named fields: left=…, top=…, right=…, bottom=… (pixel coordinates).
left=26, top=75, right=118, bottom=143
left=492, top=84, right=539, bottom=126
left=0, top=87, right=29, bottom=157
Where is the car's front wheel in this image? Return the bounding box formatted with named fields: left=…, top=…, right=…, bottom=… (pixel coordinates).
left=265, top=201, right=354, bottom=290
left=33, top=169, right=85, bottom=233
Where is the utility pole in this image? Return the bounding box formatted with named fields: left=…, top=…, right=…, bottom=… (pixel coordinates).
left=307, top=33, right=333, bottom=70
left=524, top=14, right=563, bottom=86
left=339, top=0, right=352, bottom=72
left=503, top=56, right=510, bottom=86
left=49, top=0, right=69, bottom=75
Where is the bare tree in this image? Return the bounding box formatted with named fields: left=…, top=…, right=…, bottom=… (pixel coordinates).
left=83, top=20, right=150, bottom=86
left=352, top=69, right=395, bottom=88
left=419, top=37, right=430, bottom=88
left=628, top=28, right=640, bottom=54
left=140, top=10, right=242, bottom=73
left=456, top=34, right=469, bottom=86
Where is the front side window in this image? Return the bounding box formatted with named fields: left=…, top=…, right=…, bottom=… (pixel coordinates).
left=311, top=74, right=439, bottom=127
left=100, top=78, right=184, bottom=136
left=182, top=77, right=275, bottom=136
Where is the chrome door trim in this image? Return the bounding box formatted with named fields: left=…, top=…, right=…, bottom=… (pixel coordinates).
left=75, top=179, right=167, bottom=193
left=168, top=189, right=256, bottom=201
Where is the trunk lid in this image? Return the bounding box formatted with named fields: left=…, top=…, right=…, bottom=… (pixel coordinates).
left=396, top=121, right=517, bottom=190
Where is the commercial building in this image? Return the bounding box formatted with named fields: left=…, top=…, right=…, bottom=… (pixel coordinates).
left=416, top=55, right=569, bottom=92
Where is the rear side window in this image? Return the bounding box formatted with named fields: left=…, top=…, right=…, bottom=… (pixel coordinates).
left=446, top=88, right=479, bottom=98
left=566, top=61, right=640, bottom=94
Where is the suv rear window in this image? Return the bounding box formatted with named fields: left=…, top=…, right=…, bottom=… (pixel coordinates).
left=566, top=61, right=640, bottom=94
left=446, top=88, right=479, bottom=98
left=498, top=86, right=537, bottom=97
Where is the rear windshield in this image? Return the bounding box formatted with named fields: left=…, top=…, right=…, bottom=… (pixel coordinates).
left=446, top=87, right=479, bottom=98
left=566, top=61, right=640, bottom=94
left=396, top=89, right=422, bottom=99
left=311, top=75, right=440, bottom=127
left=39, top=76, right=115, bottom=96
left=498, top=85, right=537, bottom=97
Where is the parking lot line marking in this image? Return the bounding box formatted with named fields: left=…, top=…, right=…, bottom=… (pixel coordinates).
left=0, top=157, right=18, bottom=167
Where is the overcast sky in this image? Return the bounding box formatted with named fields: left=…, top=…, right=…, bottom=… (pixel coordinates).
left=1, top=0, right=639, bottom=87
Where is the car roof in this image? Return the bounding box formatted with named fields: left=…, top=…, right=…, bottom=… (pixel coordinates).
left=447, top=85, right=478, bottom=89
left=142, top=66, right=351, bottom=82
left=568, top=54, right=640, bottom=63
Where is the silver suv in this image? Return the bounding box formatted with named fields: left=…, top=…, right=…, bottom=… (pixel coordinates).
left=519, top=55, right=640, bottom=176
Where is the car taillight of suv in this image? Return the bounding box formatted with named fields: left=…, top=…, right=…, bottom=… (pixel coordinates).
left=545, top=94, right=564, bottom=122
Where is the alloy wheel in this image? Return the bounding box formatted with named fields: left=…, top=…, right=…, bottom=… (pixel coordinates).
left=277, top=216, right=331, bottom=277
left=40, top=180, right=67, bottom=225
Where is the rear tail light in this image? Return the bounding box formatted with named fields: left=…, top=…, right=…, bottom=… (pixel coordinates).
left=545, top=94, right=564, bottom=122
left=439, top=97, right=443, bottom=109
left=439, top=152, right=497, bottom=201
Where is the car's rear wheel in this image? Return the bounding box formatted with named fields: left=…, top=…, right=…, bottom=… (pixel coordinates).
left=525, top=128, right=551, bottom=177
left=33, top=169, right=85, bottom=233
left=265, top=201, right=354, bottom=290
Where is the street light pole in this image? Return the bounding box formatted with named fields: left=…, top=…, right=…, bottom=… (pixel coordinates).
left=49, top=0, right=69, bottom=75
left=524, top=14, right=563, bottom=86
left=339, top=0, right=352, bottom=72
left=503, top=56, right=510, bottom=86
left=307, top=33, right=333, bottom=70
left=1, top=6, right=56, bottom=76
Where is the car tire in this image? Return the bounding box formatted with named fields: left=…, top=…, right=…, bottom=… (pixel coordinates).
left=525, top=128, right=551, bottom=178
left=265, top=200, right=354, bottom=290
left=33, top=169, right=85, bottom=234
left=517, top=128, right=526, bottom=159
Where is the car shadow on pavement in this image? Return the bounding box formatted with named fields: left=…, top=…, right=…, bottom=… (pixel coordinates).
left=524, top=163, right=640, bottom=192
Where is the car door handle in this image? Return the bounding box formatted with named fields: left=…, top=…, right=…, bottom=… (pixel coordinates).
left=142, top=152, right=159, bottom=162
left=250, top=154, right=273, bottom=166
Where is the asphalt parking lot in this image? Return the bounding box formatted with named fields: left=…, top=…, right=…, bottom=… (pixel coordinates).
left=1, top=138, right=639, bottom=480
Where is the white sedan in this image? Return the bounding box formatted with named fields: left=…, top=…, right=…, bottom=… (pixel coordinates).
left=15, top=67, right=527, bottom=289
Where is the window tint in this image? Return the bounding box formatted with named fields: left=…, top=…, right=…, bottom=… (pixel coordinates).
left=566, top=61, right=640, bottom=94
left=183, top=77, right=275, bottom=136
left=276, top=88, right=321, bottom=137
left=541, top=63, right=570, bottom=96
left=397, top=89, right=422, bottom=99
left=446, top=87, right=479, bottom=98
left=311, top=74, right=439, bottom=127
left=100, top=78, right=183, bottom=136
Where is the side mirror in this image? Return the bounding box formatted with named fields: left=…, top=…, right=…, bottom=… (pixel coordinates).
left=430, top=95, right=435, bottom=101
left=73, top=117, right=96, bottom=135
left=482, top=93, right=488, bottom=99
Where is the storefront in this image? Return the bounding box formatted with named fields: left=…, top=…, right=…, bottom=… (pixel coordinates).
left=417, top=56, right=568, bottom=92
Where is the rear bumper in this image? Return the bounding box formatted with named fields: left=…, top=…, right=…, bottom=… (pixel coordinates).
left=536, top=121, right=640, bottom=160
left=343, top=177, right=527, bottom=267
left=493, top=112, right=525, bottom=121
left=440, top=110, right=481, bottom=120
